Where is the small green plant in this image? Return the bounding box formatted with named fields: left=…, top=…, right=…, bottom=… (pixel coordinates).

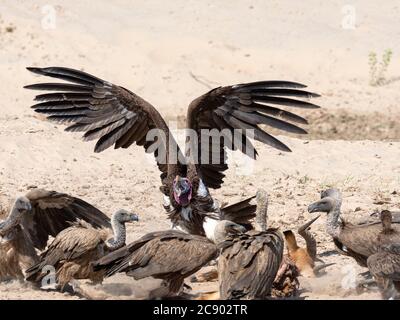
left=369, top=49, right=393, bottom=86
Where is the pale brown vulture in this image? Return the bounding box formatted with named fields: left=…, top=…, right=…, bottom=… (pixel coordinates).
left=308, top=189, right=400, bottom=267
left=25, top=209, right=138, bottom=292
left=25, top=66, right=320, bottom=236
left=216, top=190, right=284, bottom=299
left=0, top=189, right=110, bottom=282
left=367, top=210, right=400, bottom=299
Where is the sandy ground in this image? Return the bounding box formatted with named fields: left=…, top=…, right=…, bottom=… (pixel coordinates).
left=0, top=0, right=399, bottom=299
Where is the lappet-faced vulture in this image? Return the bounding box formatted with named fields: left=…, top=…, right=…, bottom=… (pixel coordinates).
left=0, top=188, right=110, bottom=281
left=25, top=209, right=138, bottom=292
left=25, top=67, right=320, bottom=237
left=308, top=189, right=400, bottom=268
left=215, top=190, right=284, bottom=299
left=367, top=210, right=400, bottom=300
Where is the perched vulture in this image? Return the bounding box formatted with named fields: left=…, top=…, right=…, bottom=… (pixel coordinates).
left=25, top=209, right=138, bottom=291
left=308, top=189, right=400, bottom=268
left=216, top=190, right=284, bottom=299
left=0, top=189, right=110, bottom=282
left=283, top=215, right=333, bottom=277
left=93, top=220, right=247, bottom=299
left=92, top=229, right=225, bottom=298
left=25, top=66, right=320, bottom=237
left=367, top=210, right=400, bottom=300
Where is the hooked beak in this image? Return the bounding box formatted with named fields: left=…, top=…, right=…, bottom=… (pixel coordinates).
left=308, top=201, right=321, bottom=213
left=129, top=213, right=139, bottom=222
left=175, top=188, right=182, bottom=197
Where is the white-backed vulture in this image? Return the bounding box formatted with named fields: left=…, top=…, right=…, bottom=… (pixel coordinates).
left=216, top=190, right=284, bottom=299
left=0, top=189, right=110, bottom=281
left=308, top=189, right=400, bottom=267
left=367, top=210, right=400, bottom=300
left=92, top=228, right=232, bottom=298
left=283, top=215, right=334, bottom=277
left=25, top=209, right=138, bottom=291
left=25, top=66, right=320, bottom=236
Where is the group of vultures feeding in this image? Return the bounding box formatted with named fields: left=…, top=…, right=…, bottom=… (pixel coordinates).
left=0, top=66, right=398, bottom=300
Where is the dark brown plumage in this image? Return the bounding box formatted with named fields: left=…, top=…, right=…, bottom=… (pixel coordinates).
left=25, top=67, right=320, bottom=236
left=93, top=230, right=218, bottom=298
left=216, top=190, right=284, bottom=300
left=308, top=189, right=400, bottom=268
left=367, top=210, right=400, bottom=299
left=0, top=189, right=111, bottom=281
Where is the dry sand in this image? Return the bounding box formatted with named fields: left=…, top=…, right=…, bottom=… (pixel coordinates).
left=0, top=0, right=399, bottom=299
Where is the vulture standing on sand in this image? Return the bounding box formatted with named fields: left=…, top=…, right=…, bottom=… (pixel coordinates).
left=0, top=189, right=111, bottom=282
left=367, top=210, right=400, bottom=300
left=216, top=190, right=284, bottom=300
left=308, top=189, right=400, bottom=268
left=25, top=66, right=320, bottom=237
left=25, top=209, right=138, bottom=292
left=93, top=227, right=237, bottom=298
left=283, top=215, right=333, bottom=277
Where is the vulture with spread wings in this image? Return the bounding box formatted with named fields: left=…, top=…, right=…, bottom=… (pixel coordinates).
left=25, top=67, right=320, bottom=237
left=0, top=188, right=110, bottom=281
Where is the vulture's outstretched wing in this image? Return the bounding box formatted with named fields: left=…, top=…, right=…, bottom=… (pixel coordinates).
left=186, top=82, right=320, bottom=188
left=25, top=67, right=185, bottom=181
left=21, top=188, right=111, bottom=250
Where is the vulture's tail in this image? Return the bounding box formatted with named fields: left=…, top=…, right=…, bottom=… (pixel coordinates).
left=220, top=195, right=257, bottom=228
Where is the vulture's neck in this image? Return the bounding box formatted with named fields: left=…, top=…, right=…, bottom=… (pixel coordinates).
left=255, top=200, right=268, bottom=232
left=326, top=205, right=342, bottom=238
left=106, top=216, right=126, bottom=251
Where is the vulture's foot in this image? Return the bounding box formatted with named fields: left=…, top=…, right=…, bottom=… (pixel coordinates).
left=355, top=279, right=378, bottom=294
